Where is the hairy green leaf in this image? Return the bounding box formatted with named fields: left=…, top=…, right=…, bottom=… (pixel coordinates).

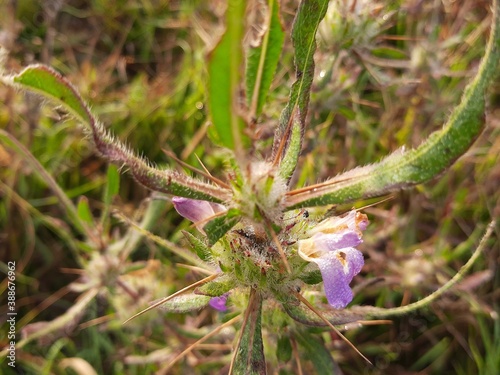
left=285, top=0, right=500, bottom=209
left=233, top=291, right=266, bottom=375
left=2, top=65, right=231, bottom=203
left=195, top=274, right=235, bottom=297
left=182, top=230, right=212, bottom=262
left=204, top=208, right=241, bottom=246
left=273, top=0, right=329, bottom=180
left=158, top=293, right=211, bottom=313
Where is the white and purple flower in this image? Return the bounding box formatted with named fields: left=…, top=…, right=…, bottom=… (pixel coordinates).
left=298, top=210, right=368, bottom=309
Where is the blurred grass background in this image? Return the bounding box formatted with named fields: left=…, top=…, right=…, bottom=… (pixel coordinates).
left=0, top=0, right=499, bottom=374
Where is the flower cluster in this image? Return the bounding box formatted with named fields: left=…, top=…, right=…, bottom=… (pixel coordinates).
left=172, top=196, right=368, bottom=311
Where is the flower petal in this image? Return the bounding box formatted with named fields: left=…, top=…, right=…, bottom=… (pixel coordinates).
left=311, top=210, right=368, bottom=236
left=298, top=230, right=362, bottom=260
left=311, top=247, right=364, bottom=309
left=313, top=231, right=362, bottom=252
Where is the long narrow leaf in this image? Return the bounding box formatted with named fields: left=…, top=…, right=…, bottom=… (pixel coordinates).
left=208, top=0, right=246, bottom=151
left=1, top=65, right=231, bottom=203
left=285, top=0, right=500, bottom=209
left=232, top=291, right=266, bottom=375
left=272, top=0, right=329, bottom=180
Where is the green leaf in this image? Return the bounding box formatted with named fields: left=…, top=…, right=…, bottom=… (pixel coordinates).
left=207, top=0, right=246, bottom=151
left=246, top=0, right=285, bottom=119
left=195, top=274, right=235, bottom=297
left=77, top=196, right=94, bottom=225
left=11, top=65, right=92, bottom=123
left=273, top=0, right=329, bottom=180
left=158, top=293, right=211, bottom=313
left=295, top=330, right=341, bottom=374
left=204, top=208, right=241, bottom=246
left=233, top=291, right=266, bottom=375
left=1, top=65, right=230, bottom=203
left=285, top=0, right=500, bottom=209
left=182, top=230, right=212, bottom=262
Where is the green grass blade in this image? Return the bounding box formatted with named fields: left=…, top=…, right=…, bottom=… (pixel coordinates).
left=1, top=65, right=231, bottom=203
left=208, top=0, right=246, bottom=152
left=100, top=164, right=120, bottom=228
left=0, top=129, right=92, bottom=239
left=77, top=196, right=94, bottom=225
left=273, top=0, right=329, bottom=180
left=103, top=164, right=120, bottom=208
left=285, top=0, right=500, bottom=209
left=246, top=0, right=285, bottom=119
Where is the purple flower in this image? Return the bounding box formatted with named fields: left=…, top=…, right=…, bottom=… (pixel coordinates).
left=209, top=293, right=229, bottom=312
left=298, top=211, right=368, bottom=309
left=172, top=197, right=226, bottom=234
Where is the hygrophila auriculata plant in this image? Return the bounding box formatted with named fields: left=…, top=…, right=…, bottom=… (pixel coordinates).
left=1, top=0, right=499, bottom=373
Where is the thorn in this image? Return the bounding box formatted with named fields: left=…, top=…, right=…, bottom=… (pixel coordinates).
left=259, top=208, right=292, bottom=274
left=268, top=225, right=292, bottom=274
left=272, top=106, right=297, bottom=168
left=285, top=175, right=357, bottom=196
left=122, top=274, right=218, bottom=325
left=162, top=148, right=230, bottom=189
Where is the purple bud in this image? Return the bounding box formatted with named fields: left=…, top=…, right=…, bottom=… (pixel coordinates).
left=208, top=293, right=229, bottom=312
left=172, top=197, right=225, bottom=233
